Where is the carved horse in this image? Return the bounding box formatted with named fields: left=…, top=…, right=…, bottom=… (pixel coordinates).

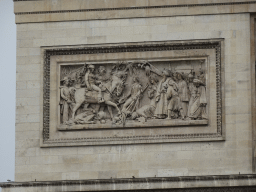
left=71, top=70, right=127, bottom=120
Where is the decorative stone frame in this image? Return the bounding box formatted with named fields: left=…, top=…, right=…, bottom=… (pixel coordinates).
left=41, top=39, right=225, bottom=147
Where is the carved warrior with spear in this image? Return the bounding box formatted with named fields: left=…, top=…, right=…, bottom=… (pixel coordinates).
left=118, top=79, right=149, bottom=126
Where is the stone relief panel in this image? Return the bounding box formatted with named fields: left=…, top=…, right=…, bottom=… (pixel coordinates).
left=58, top=60, right=208, bottom=130
left=42, top=40, right=224, bottom=147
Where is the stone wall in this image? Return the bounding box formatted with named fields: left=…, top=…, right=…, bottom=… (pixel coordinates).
left=13, top=0, right=256, bottom=23
left=15, top=13, right=252, bottom=181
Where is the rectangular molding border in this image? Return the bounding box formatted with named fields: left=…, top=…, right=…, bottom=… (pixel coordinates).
left=42, top=39, right=224, bottom=147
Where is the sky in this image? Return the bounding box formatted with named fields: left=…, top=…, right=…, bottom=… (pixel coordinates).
left=0, top=0, right=16, bottom=186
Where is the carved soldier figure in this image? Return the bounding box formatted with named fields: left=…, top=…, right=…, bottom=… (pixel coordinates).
left=176, top=72, right=190, bottom=118
left=187, top=71, right=195, bottom=94
left=59, top=77, right=73, bottom=124
left=187, top=71, right=195, bottom=115
left=131, top=76, right=159, bottom=120
left=148, top=76, right=158, bottom=99
left=97, top=66, right=109, bottom=83
left=85, top=64, right=104, bottom=103
left=154, top=69, right=172, bottom=119
left=166, top=79, right=184, bottom=119
left=122, top=76, right=143, bottom=114
left=188, top=79, right=207, bottom=120
left=198, top=68, right=206, bottom=85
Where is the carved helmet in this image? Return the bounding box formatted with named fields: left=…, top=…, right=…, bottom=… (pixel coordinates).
left=188, top=73, right=194, bottom=78
left=88, top=64, right=95, bottom=69
left=60, top=76, right=72, bottom=85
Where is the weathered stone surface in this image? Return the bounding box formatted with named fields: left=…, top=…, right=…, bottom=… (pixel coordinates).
left=12, top=13, right=253, bottom=182
left=13, top=1, right=256, bottom=24
left=6, top=0, right=256, bottom=192
left=41, top=42, right=220, bottom=147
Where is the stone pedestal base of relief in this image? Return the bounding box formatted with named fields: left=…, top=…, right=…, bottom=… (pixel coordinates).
left=58, top=119, right=208, bottom=130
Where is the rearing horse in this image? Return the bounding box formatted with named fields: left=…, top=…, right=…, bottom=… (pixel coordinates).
left=71, top=70, right=127, bottom=120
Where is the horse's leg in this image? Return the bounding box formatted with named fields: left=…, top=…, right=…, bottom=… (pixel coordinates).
left=83, top=103, right=89, bottom=110
left=72, top=102, right=83, bottom=119
left=107, top=106, right=113, bottom=120
left=105, top=100, right=121, bottom=114
left=94, top=104, right=101, bottom=113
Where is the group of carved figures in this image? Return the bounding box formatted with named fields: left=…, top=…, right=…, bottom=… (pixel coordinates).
left=149, top=68, right=207, bottom=121
left=59, top=61, right=208, bottom=126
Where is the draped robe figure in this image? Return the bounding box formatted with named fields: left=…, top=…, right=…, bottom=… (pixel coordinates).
left=59, top=77, right=73, bottom=123
left=188, top=79, right=207, bottom=120
left=122, top=77, right=143, bottom=114
left=154, top=77, right=171, bottom=119
left=177, top=77, right=190, bottom=117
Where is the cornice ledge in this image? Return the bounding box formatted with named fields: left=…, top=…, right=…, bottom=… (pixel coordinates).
left=14, top=1, right=256, bottom=15
left=1, top=175, right=256, bottom=188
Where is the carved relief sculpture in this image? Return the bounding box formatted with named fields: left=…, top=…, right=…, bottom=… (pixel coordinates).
left=59, top=77, right=75, bottom=124
left=166, top=79, right=182, bottom=119
left=58, top=60, right=208, bottom=130
left=176, top=72, right=190, bottom=119
left=188, top=78, right=207, bottom=120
